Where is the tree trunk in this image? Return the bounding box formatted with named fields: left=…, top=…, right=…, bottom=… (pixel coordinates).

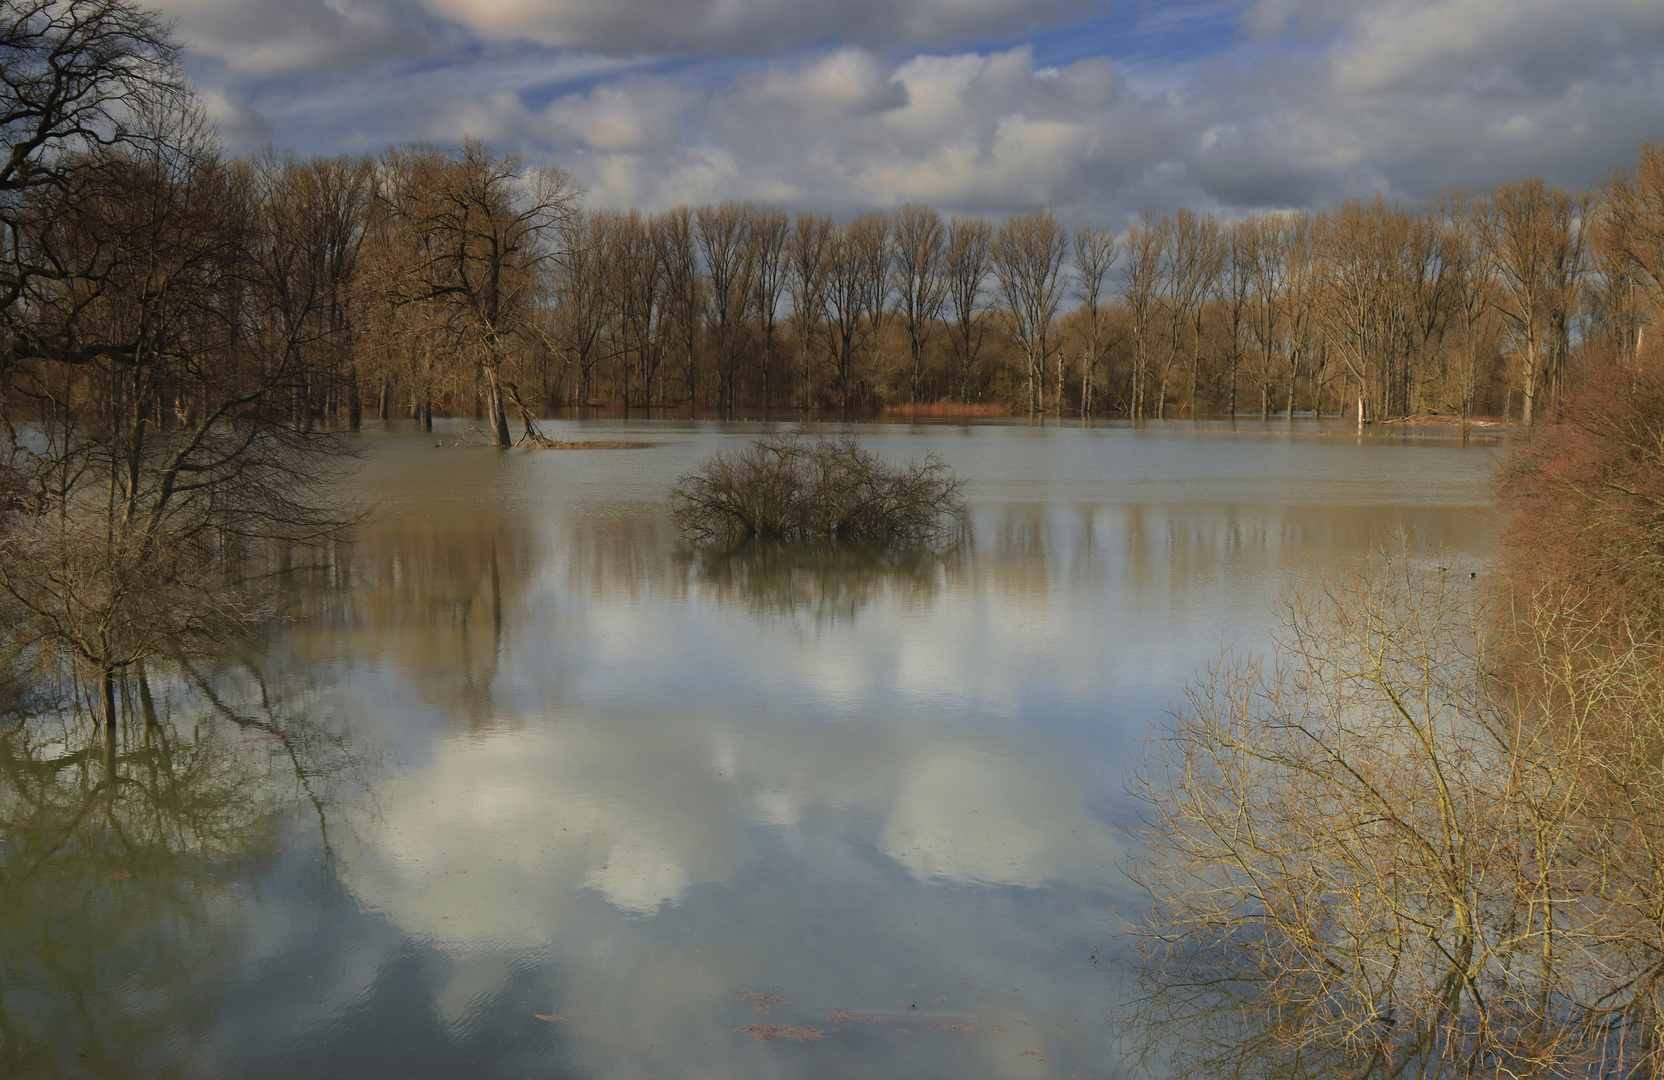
left=484, top=365, right=512, bottom=447
left=348, top=371, right=362, bottom=431
left=101, top=665, right=117, bottom=730
left=137, top=660, right=159, bottom=727
left=1521, top=336, right=1538, bottom=426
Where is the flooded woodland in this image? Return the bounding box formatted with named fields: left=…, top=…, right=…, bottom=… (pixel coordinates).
left=0, top=418, right=1500, bottom=1078
left=5, top=3, right=1664, bottom=1075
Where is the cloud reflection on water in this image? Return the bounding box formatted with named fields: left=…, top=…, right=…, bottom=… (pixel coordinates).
left=304, top=424, right=1498, bottom=1077
left=342, top=707, right=1122, bottom=944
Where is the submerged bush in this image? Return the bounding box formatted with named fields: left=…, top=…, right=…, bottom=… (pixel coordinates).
left=672, top=435, right=965, bottom=545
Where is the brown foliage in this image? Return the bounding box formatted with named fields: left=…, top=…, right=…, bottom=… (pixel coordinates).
left=1499, top=350, right=1664, bottom=634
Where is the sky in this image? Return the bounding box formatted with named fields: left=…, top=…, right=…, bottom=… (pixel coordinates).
left=156, top=0, right=1664, bottom=222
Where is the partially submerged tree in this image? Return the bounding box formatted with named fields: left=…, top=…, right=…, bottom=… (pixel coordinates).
left=1, top=115, right=358, bottom=728
left=383, top=142, right=579, bottom=445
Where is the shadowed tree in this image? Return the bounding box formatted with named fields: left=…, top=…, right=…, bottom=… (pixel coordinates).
left=2, top=112, right=355, bottom=729
left=788, top=210, right=832, bottom=411
left=0, top=0, right=185, bottom=324
left=945, top=214, right=991, bottom=404
left=653, top=206, right=702, bottom=411
left=696, top=201, right=753, bottom=418
left=748, top=206, right=789, bottom=412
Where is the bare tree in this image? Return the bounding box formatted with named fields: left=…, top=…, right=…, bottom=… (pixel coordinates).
left=605, top=206, right=662, bottom=412
left=788, top=210, right=832, bottom=411
left=388, top=142, right=579, bottom=445
left=944, top=214, right=991, bottom=404
left=2, top=117, right=354, bottom=729
left=1601, top=143, right=1664, bottom=364
left=1072, top=221, right=1117, bottom=417
left=1437, top=192, right=1498, bottom=428
left=1121, top=213, right=1166, bottom=419
left=824, top=218, right=883, bottom=412
left=992, top=209, right=1069, bottom=415
left=249, top=152, right=373, bottom=431
left=550, top=209, right=614, bottom=410
left=1219, top=220, right=1252, bottom=417
left=1159, top=209, right=1223, bottom=418
left=748, top=207, right=789, bottom=413
left=1129, top=549, right=1664, bottom=1079
left=0, top=0, right=185, bottom=321
left=696, top=202, right=754, bottom=418
left=653, top=206, right=702, bottom=412
left=1242, top=214, right=1287, bottom=420
left=850, top=211, right=892, bottom=410
left=891, top=203, right=948, bottom=407
left=1313, top=198, right=1415, bottom=428
left=1484, top=178, right=1580, bottom=426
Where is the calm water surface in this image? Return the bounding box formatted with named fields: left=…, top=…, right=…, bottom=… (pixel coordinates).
left=1, top=419, right=1501, bottom=1079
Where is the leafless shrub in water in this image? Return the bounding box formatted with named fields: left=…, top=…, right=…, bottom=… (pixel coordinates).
left=672, top=435, right=964, bottom=545
left=1127, top=548, right=1664, bottom=1079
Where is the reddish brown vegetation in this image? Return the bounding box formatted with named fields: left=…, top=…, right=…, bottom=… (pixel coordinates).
left=1500, top=343, right=1664, bottom=633
left=730, top=1025, right=825, bottom=1042
left=881, top=401, right=1010, bottom=417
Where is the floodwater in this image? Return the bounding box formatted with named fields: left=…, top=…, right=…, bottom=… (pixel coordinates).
left=0, top=418, right=1501, bottom=1079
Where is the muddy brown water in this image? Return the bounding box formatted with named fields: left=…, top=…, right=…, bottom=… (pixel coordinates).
left=0, top=417, right=1500, bottom=1079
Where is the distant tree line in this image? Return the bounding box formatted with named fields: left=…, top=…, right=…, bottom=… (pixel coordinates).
left=283, top=159, right=1664, bottom=428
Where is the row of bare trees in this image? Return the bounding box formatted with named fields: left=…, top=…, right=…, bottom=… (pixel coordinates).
left=353, top=149, right=1658, bottom=426
left=18, top=130, right=1647, bottom=434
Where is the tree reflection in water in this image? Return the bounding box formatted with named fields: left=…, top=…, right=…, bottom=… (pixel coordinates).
left=0, top=658, right=361, bottom=1077
left=685, top=539, right=964, bottom=623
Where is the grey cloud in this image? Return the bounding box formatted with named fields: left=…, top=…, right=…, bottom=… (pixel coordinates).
left=177, top=0, right=1664, bottom=224
left=559, top=47, right=1189, bottom=217
left=1188, top=0, right=1664, bottom=210
left=155, top=0, right=435, bottom=76
left=1324, top=0, right=1664, bottom=97
left=422, top=0, right=1091, bottom=57
left=198, top=85, right=271, bottom=144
